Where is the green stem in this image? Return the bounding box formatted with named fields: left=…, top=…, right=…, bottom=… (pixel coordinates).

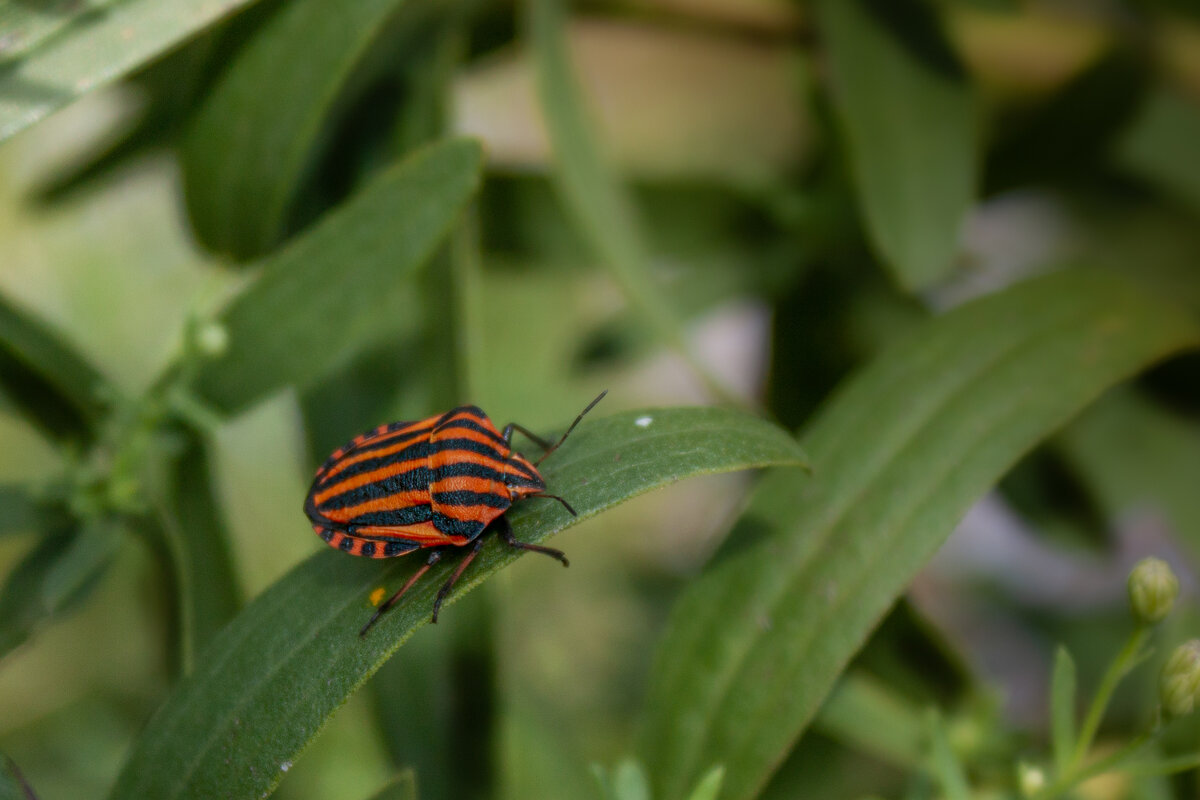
left=1035, top=728, right=1159, bottom=799
left=1070, top=626, right=1151, bottom=768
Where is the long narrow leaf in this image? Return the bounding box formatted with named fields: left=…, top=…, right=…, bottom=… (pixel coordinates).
left=0, top=291, right=111, bottom=444
left=0, top=0, right=261, bottom=143
left=193, top=137, right=482, bottom=415
left=107, top=406, right=807, bottom=800
left=0, top=518, right=123, bottom=659
left=183, top=0, right=432, bottom=256
left=1050, top=646, right=1077, bottom=776
left=818, top=0, right=978, bottom=291
left=638, top=269, right=1199, bottom=800
left=525, top=0, right=738, bottom=404
left=151, top=435, right=243, bottom=672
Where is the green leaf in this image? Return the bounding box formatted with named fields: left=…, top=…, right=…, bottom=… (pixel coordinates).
left=1118, top=89, right=1200, bottom=220
left=0, top=0, right=262, bottom=144
left=106, top=406, right=807, bottom=800
left=818, top=0, right=979, bottom=291
left=638, top=268, right=1200, bottom=800
left=1050, top=646, right=1077, bottom=777
left=366, top=770, right=418, bottom=800
left=1060, top=388, right=1200, bottom=562
left=0, top=517, right=123, bottom=658
left=684, top=766, right=726, bottom=800
left=524, top=0, right=739, bottom=404
left=182, top=0, right=434, bottom=257
left=193, top=137, right=483, bottom=415
left=150, top=435, right=243, bottom=672
left=612, top=759, right=650, bottom=800
left=0, top=291, right=111, bottom=445
left=813, top=671, right=923, bottom=769
left=0, top=485, right=66, bottom=537
left=925, top=710, right=968, bottom=800
left=0, top=752, right=36, bottom=800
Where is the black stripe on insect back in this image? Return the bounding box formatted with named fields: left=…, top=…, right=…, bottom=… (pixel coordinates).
left=317, top=467, right=434, bottom=511
left=432, top=490, right=510, bottom=508
left=319, top=424, right=433, bottom=475
left=432, top=511, right=486, bottom=538
left=435, top=417, right=509, bottom=447
left=345, top=504, right=433, bottom=528
left=321, top=437, right=510, bottom=488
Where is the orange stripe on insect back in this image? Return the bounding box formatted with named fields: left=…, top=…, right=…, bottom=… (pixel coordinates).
left=313, top=455, right=428, bottom=506
left=320, top=420, right=437, bottom=480
left=355, top=522, right=467, bottom=545
left=428, top=446, right=511, bottom=476
left=432, top=423, right=509, bottom=452
left=429, top=474, right=505, bottom=497
left=319, top=491, right=429, bottom=525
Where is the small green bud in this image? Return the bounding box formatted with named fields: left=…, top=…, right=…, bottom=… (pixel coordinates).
left=1128, top=557, right=1179, bottom=624
left=1160, top=640, right=1200, bottom=717
left=195, top=321, right=228, bottom=358
left=1017, top=762, right=1045, bottom=797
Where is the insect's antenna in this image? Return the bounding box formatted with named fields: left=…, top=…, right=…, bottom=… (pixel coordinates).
left=530, top=493, right=577, bottom=516
left=534, top=390, right=608, bottom=466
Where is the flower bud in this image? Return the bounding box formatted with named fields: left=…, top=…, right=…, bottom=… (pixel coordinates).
left=1160, top=640, right=1200, bottom=717
left=1128, top=557, right=1179, bottom=624
left=1017, top=762, right=1045, bottom=797
left=195, top=321, right=229, bottom=358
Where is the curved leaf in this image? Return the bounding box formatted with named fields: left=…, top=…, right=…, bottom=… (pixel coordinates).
left=107, top=406, right=807, bottom=800
left=0, top=291, right=111, bottom=445
left=638, top=268, right=1200, bottom=800
left=0, top=518, right=123, bottom=659
left=182, top=0, right=431, bottom=257
left=150, top=435, right=243, bottom=672
left=525, top=0, right=740, bottom=405
left=0, top=0, right=261, bottom=143
left=819, top=0, right=979, bottom=291
left=193, top=137, right=483, bottom=415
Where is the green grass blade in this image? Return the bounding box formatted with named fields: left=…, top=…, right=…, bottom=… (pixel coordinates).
left=684, top=766, right=726, bottom=800
left=365, top=770, right=418, bottom=800
left=1050, top=646, right=1077, bottom=777
left=0, top=518, right=123, bottom=659
left=0, top=485, right=66, bottom=538
left=0, top=0, right=261, bottom=144
left=814, top=671, right=924, bottom=769
left=0, top=752, right=36, bottom=800
left=524, top=0, right=739, bottom=405
left=638, top=269, right=1200, bottom=800
left=193, top=137, right=482, bottom=415
left=150, top=436, right=243, bottom=672
left=818, top=0, right=978, bottom=291
left=1117, top=88, right=1200, bottom=220
left=925, top=710, right=969, bottom=800
left=182, top=0, right=429, bottom=257
left=0, top=291, right=111, bottom=445
left=106, top=406, right=806, bottom=800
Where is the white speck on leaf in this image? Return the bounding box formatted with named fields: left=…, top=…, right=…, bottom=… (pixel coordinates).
left=280, top=761, right=292, bottom=772
left=634, top=416, right=653, bottom=428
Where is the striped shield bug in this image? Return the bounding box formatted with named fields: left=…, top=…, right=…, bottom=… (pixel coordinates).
left=304, top=390, right=607, bottom=636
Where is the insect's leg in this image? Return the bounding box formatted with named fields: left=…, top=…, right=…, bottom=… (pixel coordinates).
left=496, top=515, right=569, bottom=567
left=431, top=538, right=485, bottom=623
left=360, top=550, right=443, bottom=637
left=501, top=422, right=555, bottom=451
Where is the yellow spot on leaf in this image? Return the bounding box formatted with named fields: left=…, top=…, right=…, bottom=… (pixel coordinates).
left=369, top=587, right=386, bottom=607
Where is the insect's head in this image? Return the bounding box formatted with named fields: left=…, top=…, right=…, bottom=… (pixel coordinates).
left=504, top=451, right=546, bottom=501
left=504, top=390, right=607, bottom=518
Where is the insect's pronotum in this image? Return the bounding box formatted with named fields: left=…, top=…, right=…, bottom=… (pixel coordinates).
left=304, top=391, right=607, bottom=636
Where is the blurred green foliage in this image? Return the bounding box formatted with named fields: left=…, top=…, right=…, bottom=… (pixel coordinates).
left=2, top=1, right=1200, bottom=799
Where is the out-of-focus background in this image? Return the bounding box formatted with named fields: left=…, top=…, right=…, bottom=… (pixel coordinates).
left=2, top=1, right=1200, bottom=798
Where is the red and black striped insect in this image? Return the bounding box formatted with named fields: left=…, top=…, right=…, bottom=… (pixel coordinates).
left=304, top=391, right=606, bottom=636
